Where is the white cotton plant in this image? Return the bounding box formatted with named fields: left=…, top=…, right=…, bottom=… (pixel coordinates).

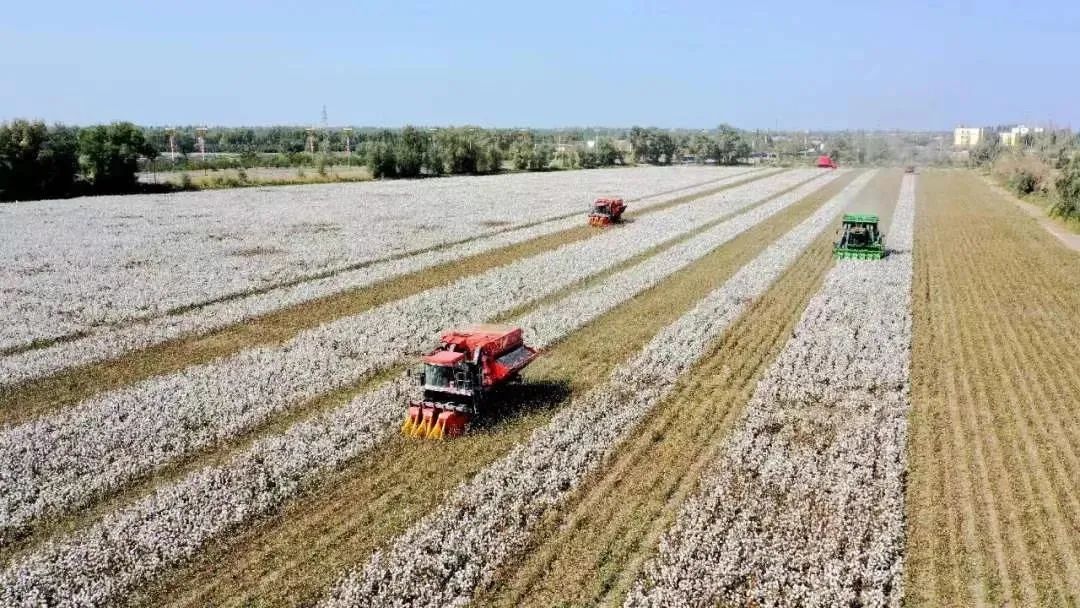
left=0, top=168, right=771, bottom=387
left=0, top=166, right=759, bottom=357
left=0, top=171, right=845, bottom=607
left=316, top=172, right=879, bottom=608
left=0, top=171, right=825, bottom=552
left=624, top=175, right=916, bottom=608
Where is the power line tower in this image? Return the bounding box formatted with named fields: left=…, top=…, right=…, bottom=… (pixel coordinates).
left=195, top=127, right=208, bottom=159
left=166, top=128, right=177, bottom=161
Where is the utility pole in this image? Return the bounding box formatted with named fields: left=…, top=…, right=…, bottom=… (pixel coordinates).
left=166, top=128, right=177, bottom=161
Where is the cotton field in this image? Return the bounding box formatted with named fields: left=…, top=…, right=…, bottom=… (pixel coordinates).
left=2, top=167, right=1079, bottom=608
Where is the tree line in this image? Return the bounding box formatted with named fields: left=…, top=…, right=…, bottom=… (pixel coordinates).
left=0, top=120, right=156, bottom=201
left=968, top=128, right=1080, bottom=223
left=1, top=121, right=759, bottom=202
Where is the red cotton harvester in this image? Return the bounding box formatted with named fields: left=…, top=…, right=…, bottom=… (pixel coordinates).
left=402, top=324, right=540, bottom=439
left=816, top=155, right=837, bottom=169
left=588, top=197, right=627, bottom=227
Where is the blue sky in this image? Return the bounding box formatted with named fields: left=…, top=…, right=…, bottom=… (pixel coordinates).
left=1, top=0, right=1077, bottom=130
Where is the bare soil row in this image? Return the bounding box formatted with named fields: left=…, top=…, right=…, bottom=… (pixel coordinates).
left=905, top=171, right=1080, bottom=607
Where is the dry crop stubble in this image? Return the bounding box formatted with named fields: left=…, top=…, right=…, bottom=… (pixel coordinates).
left=474, top=168, right=903, bottom=608
left=131, top=172, right=861, bottom=608
left=0, top=169, right=777, bottom=426
left=905, top=171, right=1080, bottom=607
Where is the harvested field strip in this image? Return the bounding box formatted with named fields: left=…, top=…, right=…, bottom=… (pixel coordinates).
left=905, top=171, right=1080, bottom=607
left=625, top=174, right=914, bottom=607
left=0, top=169, right=779, bottom=424
left=475, top=168, right=903, bottom=608
left=0, top=171, right=823, bottom=557
left=125, top=173, right=863, bottom=608
left=0, top=170, right=839, bottom=570
left=321, top=173, right=877, bottom=608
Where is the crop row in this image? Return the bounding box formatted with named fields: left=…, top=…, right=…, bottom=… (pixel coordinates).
left=0, top=170, right=840, bottom=606
left=0, top=169, right=766, bottom=387
left=0, top=170, right=817, bottom=545
left=625, top=174, right=916, bottom=608
left=0, top=166, right=752, bottom=352
left=319, top=172, right=878, bottom=607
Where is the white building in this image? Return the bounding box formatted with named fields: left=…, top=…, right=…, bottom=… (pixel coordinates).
left=953, top=126, right=984, bottom=148
left=999, top=124, right=1046, bottom=146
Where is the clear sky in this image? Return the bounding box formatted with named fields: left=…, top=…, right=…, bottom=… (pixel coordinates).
left=1, top=0, right=1077, bottom=130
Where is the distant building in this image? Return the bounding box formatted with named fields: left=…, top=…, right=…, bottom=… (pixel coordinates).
left=953, top=126, right=984, bottom=148
left=999, top=124, right=1046, bottom=146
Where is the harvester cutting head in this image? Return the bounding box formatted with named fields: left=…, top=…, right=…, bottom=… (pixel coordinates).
left=833, top=213, right=886, bottom=260
left=402, top=324, right=539, bottom=439
left=589, top=197, right=627, bottom=227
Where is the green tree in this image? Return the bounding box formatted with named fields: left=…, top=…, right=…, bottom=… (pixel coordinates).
left=651, top=131, right=677, bottom=165
left=78, top=122, right=156, bottom=192
left=365, top=138, right=397, bottom=178
left=594, top=139, right=621, bottom=166
left=531, top=144, right=553, bottom=170
left=629, top=126, right=650, bottom=163
left=1051, top=156, right=1080, bottom=219
left=394, top=126, right=428, bottom=177
left=715, top=125, right=745, bottom=165
left=510, top=141, right=535, bottom=170
left=434, top=128, right=481, bottom=174
left=969, top=132, right=1001, bottom=166
left=0, top=120, right=80, bottom=200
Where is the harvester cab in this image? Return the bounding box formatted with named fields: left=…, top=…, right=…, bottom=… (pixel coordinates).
left=833, top=213, right=886, bottom=260
left=402, top=324, right=539, bottom=439
left=589, top=197, right=627, bottom=227
left=816, top=155, right=837, bottom=169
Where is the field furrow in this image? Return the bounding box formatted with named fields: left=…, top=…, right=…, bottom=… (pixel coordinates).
left=0, top=172, right=853, bottom=606
left=905, top=171, right=1080, bottom=607
left=0, top=168, right=772, bottom=390
left=0, top=170, right=821, bottom=552
left=624, top=173, right=914, bottom=607
left=319, top=172, right=877, bottom=608
left=472, top=168, right=904, bottom=608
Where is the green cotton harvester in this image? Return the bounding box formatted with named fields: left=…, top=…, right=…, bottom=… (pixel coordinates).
left=833, top=213, right=886, bottom=259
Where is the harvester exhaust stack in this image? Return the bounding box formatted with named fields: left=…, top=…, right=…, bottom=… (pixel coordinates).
left=833, top=213, right=886, bottom=260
